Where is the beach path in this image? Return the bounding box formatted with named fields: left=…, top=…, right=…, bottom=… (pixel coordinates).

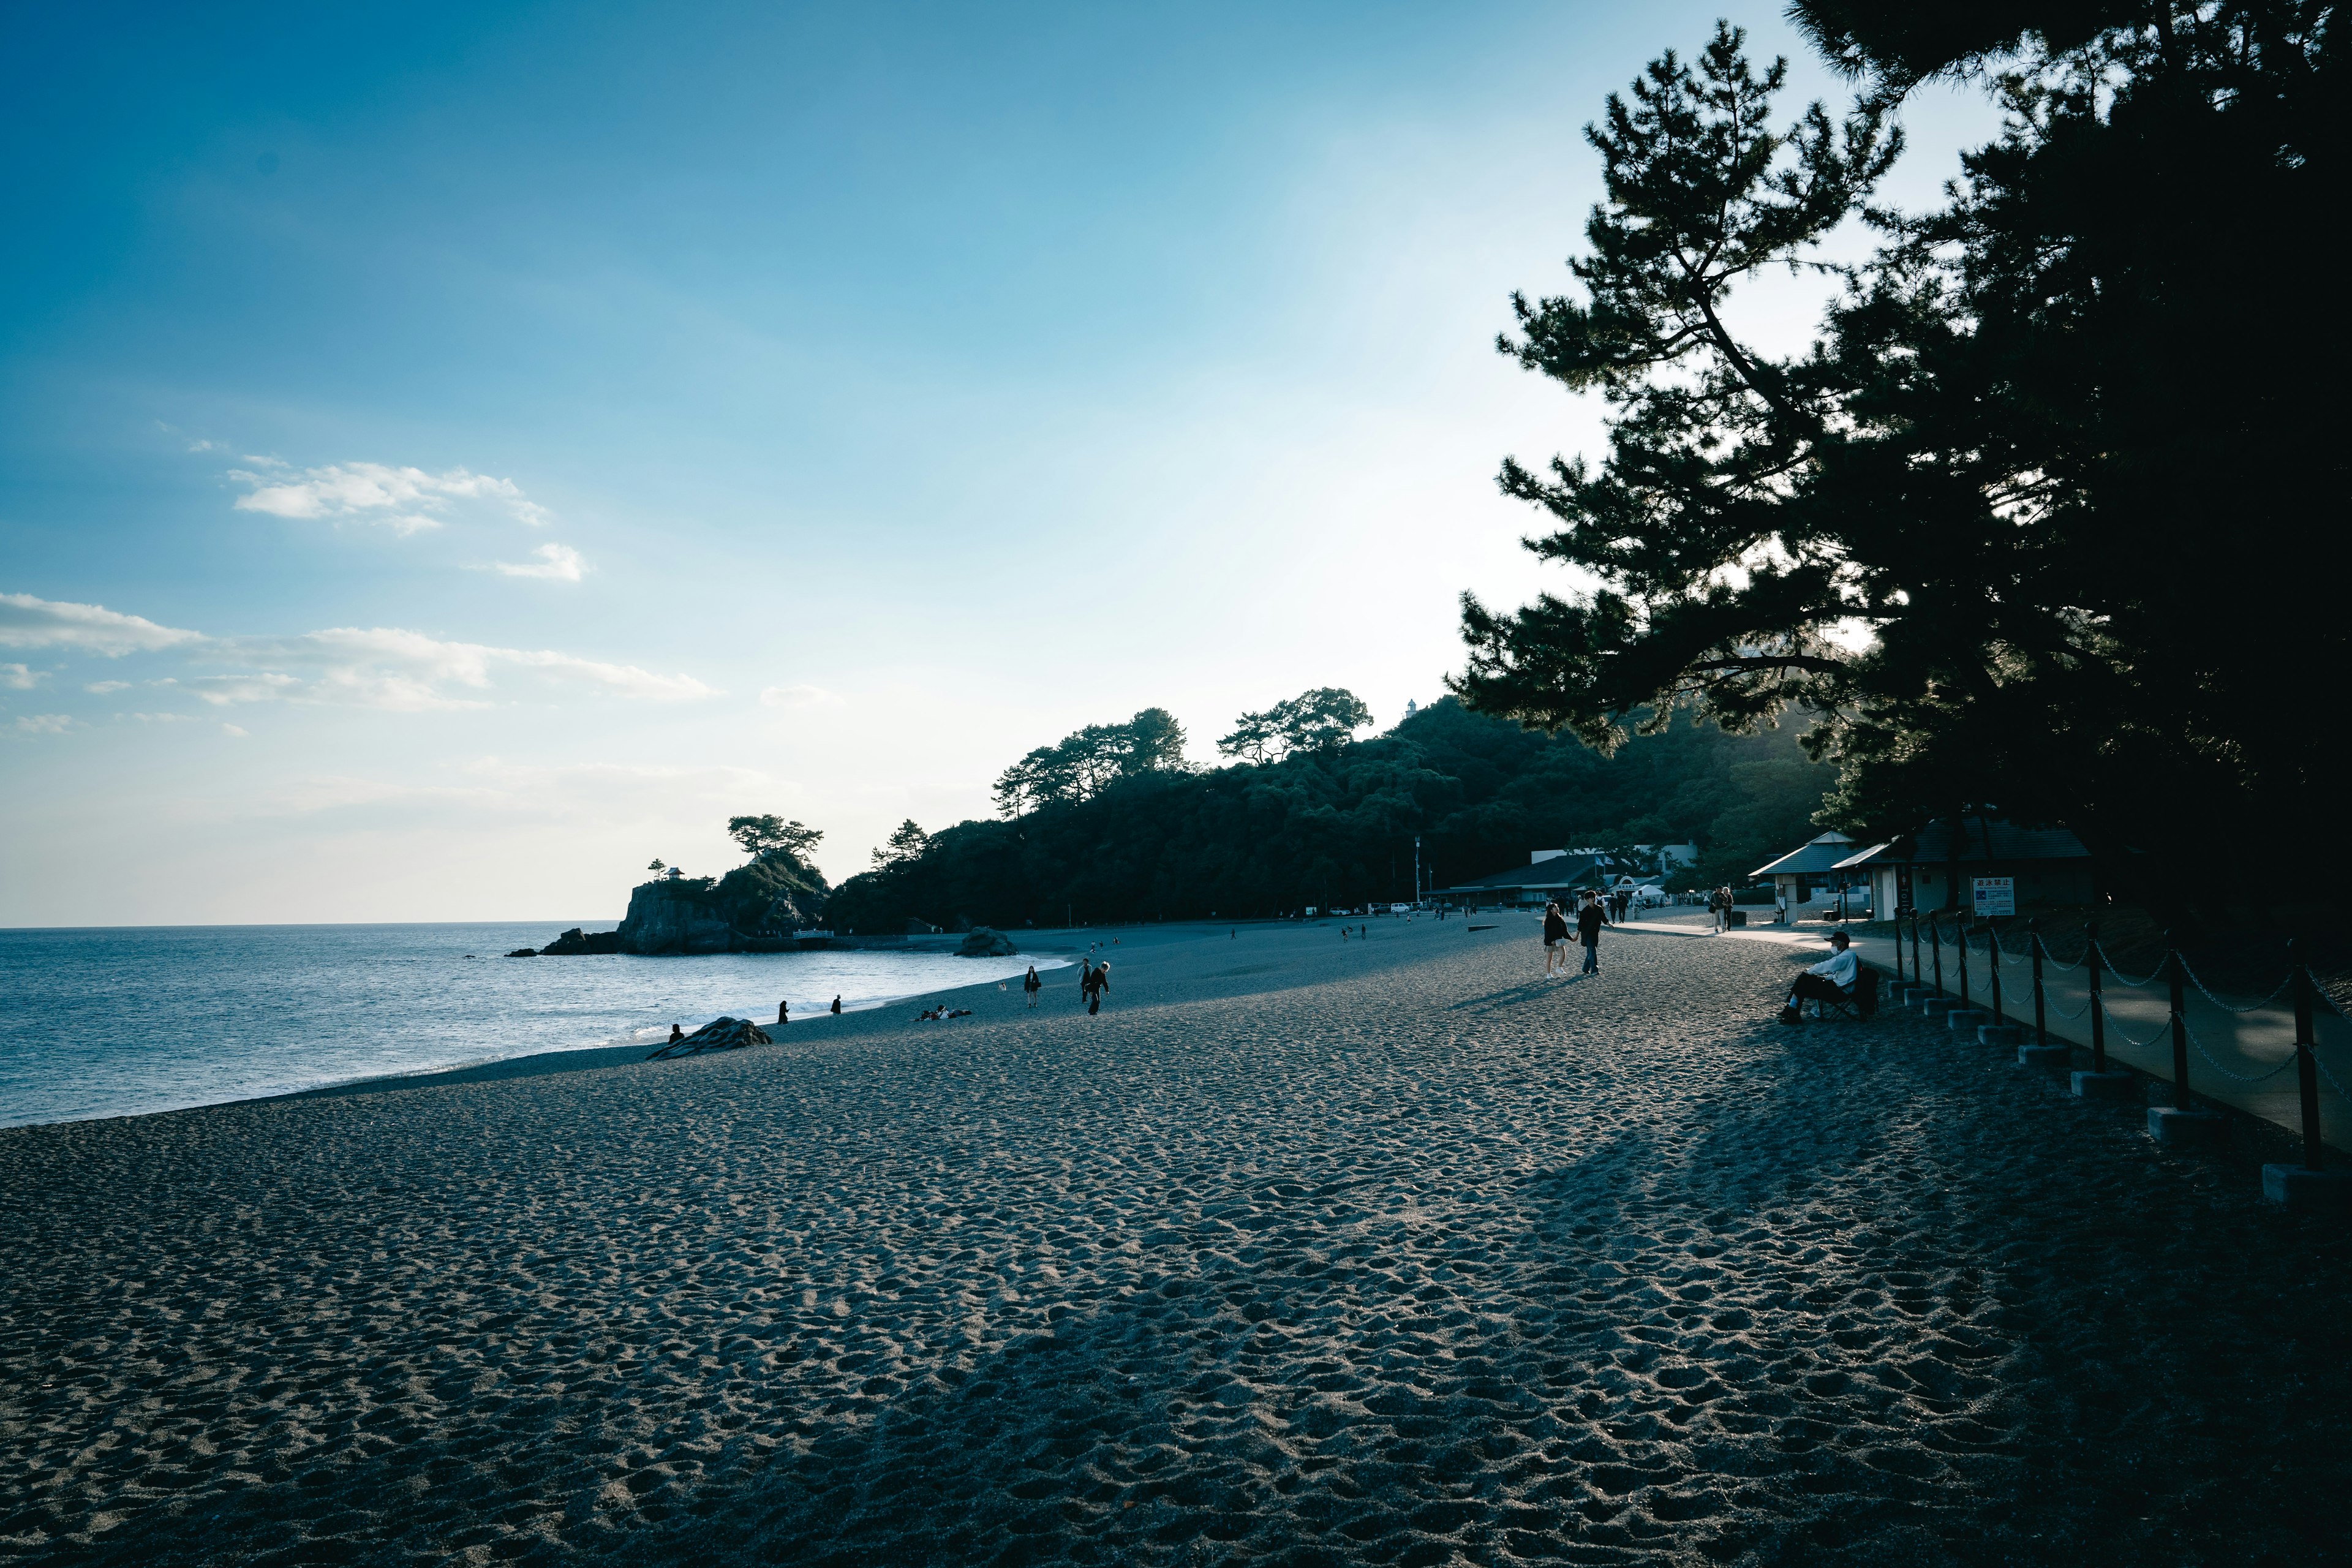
left=2, top=917, right=2348, bottom=1566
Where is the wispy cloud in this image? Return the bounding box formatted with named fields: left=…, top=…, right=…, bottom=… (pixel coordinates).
left=12, top=714, right=76, bottom=734
left=222, top=724, right=249, bottom=737
left=0, top=594, right=204, bottom=656
left=228, top=459, right=549, bottom=535
left=216, top=627, right=717, bottom=710
left=1, top=590, right=710, bottom=714
left=489, top=542, right=586, bottom=581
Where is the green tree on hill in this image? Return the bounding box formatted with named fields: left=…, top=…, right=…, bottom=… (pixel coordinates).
left=1216, top=688, right=1374, bottom=764
left=872, top=818, right=931, bottom=870
left=726, top=815, right=823, bottom=863
left=992, top=707, right=1193, bottom=816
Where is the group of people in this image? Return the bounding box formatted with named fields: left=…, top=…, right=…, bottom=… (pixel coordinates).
left=1540, top=891, right=1613, bottom=977
left=770, top=995, right=845, bottom=1026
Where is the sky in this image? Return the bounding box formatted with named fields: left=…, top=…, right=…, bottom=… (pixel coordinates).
left=0, top=1, right=2004, bottom=925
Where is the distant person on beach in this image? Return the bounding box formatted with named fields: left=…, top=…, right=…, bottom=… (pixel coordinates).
left=1577, top=892, right=1606, bottom=974
left=1542, top=901, right=1568, bottom=977
left=830, top=995, right=841, bottom=1014
left=777, top=1000, right=788, bottom=1026
left=1780, top=930, right=1858, bottom=1023
left=1709, top=887, right=1730, bottom=933
left=668, top=1024, right=684, bottom=1043
left=1084, top=963, right=1110, bottom=1014
left=1023, top=965, right=1041, bottom=1008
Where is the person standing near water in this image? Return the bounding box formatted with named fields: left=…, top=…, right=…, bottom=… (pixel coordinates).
left=1542, top=901, right=1568, bottom=978
left=1088, top=962, right=1110, bottom=1014
left=1022, top=965, right=1041, bottom=1008
left=777, top=999, right=789, bottom=1026
left=1577, top=890, right=1607, bottom=974
left=830, top=995, right=842, bottom=1014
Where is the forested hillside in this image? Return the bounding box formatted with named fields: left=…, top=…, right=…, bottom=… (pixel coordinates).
left=826, top=698, right=1832, bottom=933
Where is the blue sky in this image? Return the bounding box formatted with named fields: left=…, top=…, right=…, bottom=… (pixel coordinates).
left=0, top=2, right=2002, bottom=924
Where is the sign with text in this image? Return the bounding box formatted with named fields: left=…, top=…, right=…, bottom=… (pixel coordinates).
left=1972, top=876, right=2015, bottom=917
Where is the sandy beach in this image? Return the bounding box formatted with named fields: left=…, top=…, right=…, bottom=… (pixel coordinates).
left=4, top=917, right=2348, bottom=1566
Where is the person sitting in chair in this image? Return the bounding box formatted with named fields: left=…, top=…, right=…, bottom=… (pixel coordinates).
left=1780, top=930, right=1858, bottom=1023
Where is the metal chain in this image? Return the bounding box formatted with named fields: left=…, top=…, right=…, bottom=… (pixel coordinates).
left=2173, top=958, right=2296, bottom=1016
left=2040, top=947, right=2086, bottom=973
left=2180, top=1020, right=2301, bottom=1085
left=2316, top=1051, right=2352, bottom=1103
left=2094, top=943, right=2164, bottom=988
left=2043, top=995, right=2095, bottom=1022
left=2109, top=1014, right=2177, bottom=1051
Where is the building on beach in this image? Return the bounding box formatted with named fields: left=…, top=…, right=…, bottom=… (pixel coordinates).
left=1749, top=831, right=1860, bottom=921
left=1434, top=850, right=1649, bottom=910
left=1833, top=817, right=2095, bottom=916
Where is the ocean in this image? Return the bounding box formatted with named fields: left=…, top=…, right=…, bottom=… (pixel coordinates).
left=0, top=922, right=1065, bottom=1129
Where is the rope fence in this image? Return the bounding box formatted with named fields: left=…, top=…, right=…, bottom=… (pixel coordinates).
left=1873, top=908, right=2346, bottom=1177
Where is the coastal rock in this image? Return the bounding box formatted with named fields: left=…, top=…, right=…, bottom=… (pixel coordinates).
left=537, top=927, right=620, bottom=956
left=645, top=1016, right=772, bottom=1060
left=617, top=880, right=736, bottom=956
left=505, top=948, right=538, bottom=958
left=956, top=926, right=1017, bottom=957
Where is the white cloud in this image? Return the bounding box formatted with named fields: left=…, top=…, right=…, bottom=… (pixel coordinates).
left=1, top=663, right=43, bottom=689
left=190, top=673, right=302, bottom=706
left=85, top=680, right=130, bottom=694
left=490, top=542, right=586, bottom=582
left=12, top=714, right=75, bottom=734
left=216, top=627, right=716, bottom=710
left=760, top=683, right=842, bottom=708
left=228, top=461, right=549, bottom=535
left=0, top=593, right=203, bottom=655
left=222, top=724, right=249, bottom=737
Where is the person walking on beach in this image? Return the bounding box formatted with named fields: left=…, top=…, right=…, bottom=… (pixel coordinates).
left=1577, top=891, right=1607, bottom=974
left=1022, top=965, right=1041, bottom=1008
left=831, top=995, right=841, bottom=1014
left=1085, top=962, right=1110, bottom=1014
left=1709, top=886, right=1730, bottom=933
left=777, top=999, right=789, bottom=1026
left=1542, top=900, right=1569, bottom=977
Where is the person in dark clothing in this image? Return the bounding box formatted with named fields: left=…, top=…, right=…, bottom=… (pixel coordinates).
left=1577, top=892, right=1606, bottom=974
left=1087, top=963, right=1110, bottom=1015
left=668, top=1023, right=684, bottom=1043
left=777, top=1000, right=789, bottom=1026
left=1542, top=901, right=1569, bottom=978
left=830, top=995, right=842, bottom=1014
left=1022, top=965, right=1041, bottom=1008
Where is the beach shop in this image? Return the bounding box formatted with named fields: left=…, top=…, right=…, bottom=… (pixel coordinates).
left=1831, top=816, right=2096, bottom=916
left=1749, top=831, right=1859, bottom=922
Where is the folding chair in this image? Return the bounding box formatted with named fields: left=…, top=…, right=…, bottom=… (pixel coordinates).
left=1815, top=967, right=1879, bottom=1022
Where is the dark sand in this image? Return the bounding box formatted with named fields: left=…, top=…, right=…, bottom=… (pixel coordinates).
left=3, top=918, right=2348, bottom=1566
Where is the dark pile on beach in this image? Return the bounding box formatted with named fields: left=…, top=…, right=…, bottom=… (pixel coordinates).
left=3, top=918, right=2348, bottom=1566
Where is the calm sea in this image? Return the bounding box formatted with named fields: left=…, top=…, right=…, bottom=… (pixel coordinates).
left=0, top=923, right=1064, bottom=1129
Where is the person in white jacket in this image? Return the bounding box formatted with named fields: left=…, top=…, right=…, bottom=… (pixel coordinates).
left=1781, top=930, right=1858, bottom=1022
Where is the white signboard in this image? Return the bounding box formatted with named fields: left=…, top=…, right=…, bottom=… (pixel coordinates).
left=1972, top=876, right=2016, bottom=917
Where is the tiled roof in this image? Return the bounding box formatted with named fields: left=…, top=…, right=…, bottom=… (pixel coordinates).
left=1749, top=832, right=1858, bottom=880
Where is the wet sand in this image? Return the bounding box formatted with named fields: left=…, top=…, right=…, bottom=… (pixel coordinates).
left=3, top=916, right=2348, bottom=1566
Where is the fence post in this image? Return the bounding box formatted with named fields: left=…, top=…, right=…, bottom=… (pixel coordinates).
left=2087, top=923, right=2107, bottom=1072
left=2031, top=927, right=2047, bottom=1049
left=2166, top=943, right=2191, bottom=1107
left=1958, top=914, right=1972, bottom=1008
left=1910, top=911, right=1921, bottom=987
left=1989, top=926, right=2005, bottom=1025
left=2294, top=963, right=2323, bottom=1172
left=1931, top=913, right=1944, bottom=997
